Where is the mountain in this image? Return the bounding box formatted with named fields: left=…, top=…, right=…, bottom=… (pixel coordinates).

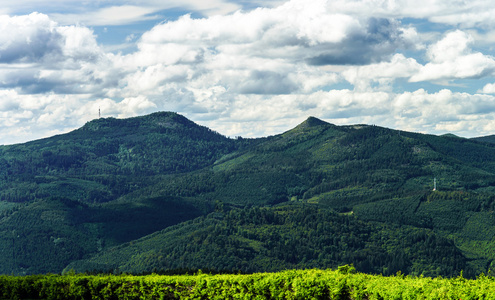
left=0, top=111, right=248, bottom=203
left=472, top=134, right=495, bottom=144
left=2, top=112, right=495, bottom=277
left=0, top=112, right=248, bottom=274
left=66, top=204, right=469, bottom=277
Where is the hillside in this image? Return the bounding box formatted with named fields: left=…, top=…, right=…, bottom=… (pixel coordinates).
left=2, top=112, right=495, bottom=276
left=472, top=134, right=495, bottom=144
left=66, top=204, right=469, bottom=277
left=0, top=112, right=247, bottom=274
left=0, top=112, right=249, bottom=203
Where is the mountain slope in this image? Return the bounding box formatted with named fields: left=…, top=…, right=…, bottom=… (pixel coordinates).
left=2, top=113, right=495, bottom=276
left=0, top=112, right=246, bottom=274
left=63, top=118, right=495, bottom=277
left=66, top=204, right=471, bottom=277
left=472, top=134, right=495, bottom=145
left=132, top=119, right=495, bottom=209
left=0, top=112, right=246, bottom=203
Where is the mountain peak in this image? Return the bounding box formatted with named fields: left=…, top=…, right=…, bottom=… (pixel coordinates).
left=280, top=116, right=330, bottom=139
left=294, top=117, right=329, bottom=130
left=79, top=111, right=192, bottom=132
left=303, top=116, right=328, bottom=126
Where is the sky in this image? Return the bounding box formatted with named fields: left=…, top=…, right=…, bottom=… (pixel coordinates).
left=2, top=0, right=495, bottom=145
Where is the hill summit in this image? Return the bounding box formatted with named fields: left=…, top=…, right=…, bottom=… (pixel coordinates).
left=298, top=116, right=329, bottom=128
left=79, top=111, right=200, bottom=132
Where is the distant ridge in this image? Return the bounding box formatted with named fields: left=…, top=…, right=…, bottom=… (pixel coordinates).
left=471, top=134, right=495, bottom=144
left=441, top=133, right=463, bottom=139
left=79, top=111, right=195, bottom=132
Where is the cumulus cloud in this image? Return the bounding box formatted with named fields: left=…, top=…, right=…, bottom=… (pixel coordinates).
left=311, top=89, right=495, bottom=137
left=390, top=89, right=495, bottom=135
left=22, top=0, right=495, bottom=30
left=0, top=13, right=61, bottom=63
left=480, top=83, right=495, bottom=94
left=410, top=30, right=495, bottom=82
left=305, top=18, right=413, bottom=66
left=0, top=13, right=122, bottom=97
left=0, top=89, right=158, bottom=145
left=0, top=13, right=99, bottom=65
left=325, top=0, right=495, bottom=29
left=342, top=54, right=422, bottom=91
left=133, top=2, right=413, bottom=68
left=3, top=0, right=495, bottom=145
left=115, top=0, right=417, bottom=103
left=198, top=88, right=495, bottom=139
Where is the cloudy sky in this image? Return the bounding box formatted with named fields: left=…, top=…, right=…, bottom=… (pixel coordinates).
left=2, top=0, right=495, bottom=145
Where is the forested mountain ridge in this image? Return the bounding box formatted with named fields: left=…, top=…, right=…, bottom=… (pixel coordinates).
left=66, top=204, right=470, bottom=277
left=472, top=134, right=495, bottom=144
left=2, top=112, right=495, bottom=277
left=0, top=112, right=249, bottom=203
left=0, top=112, right=250, bottom=274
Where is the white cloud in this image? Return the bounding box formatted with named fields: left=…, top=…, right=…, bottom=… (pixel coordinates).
left=125, top=34, right=136, bottom=43
left=410, top=30, right=495, bottom=82
left=343, top=54, right=422, bottom=91
left=5, top=0, right=243, bottom=26
left=467, top=29, right=495, bottom=46
left=0, top=89, right=159, bottom=145
left=56, top=25, right=101, bottom=61
left=51, top=6, right=159, bottom=27
left=187, top=88, right=495, bottom=140
left=124, top=64, right=191, bottom=94
left=427, top=30, right=473, bottom=63
left=392, top=89, right=495, bottom=133
left=78, top=96, right=157, bottom=119
left=114, top=0, right=415, bottom=104
left=3, top=0, right=495, bottom=145
left=0, top=13, right=60, bottom=63
left=132, top=1, right=412, bottom=67
left=0, top=12, right=99, bottom=65
left=0, top=13, right=123, bottom=96
left=480, top=83, right=495, bottom=94
left=430, top=6, right=495, bottom=28
left=325, top=0, right=495, bottom=29
left=6, top=0, right=495, bottom=30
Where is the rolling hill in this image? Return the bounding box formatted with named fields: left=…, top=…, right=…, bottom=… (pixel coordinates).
left=2, top=112, right=495, bottom=277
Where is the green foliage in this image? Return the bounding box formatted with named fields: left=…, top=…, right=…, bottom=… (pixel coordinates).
left=0, top=198, right=98, bottom=275
left=2, top=268, right=495, bottom=299
left=68, top=204, right=471, bottom=278
left=0, top=195, right=205, bottom=275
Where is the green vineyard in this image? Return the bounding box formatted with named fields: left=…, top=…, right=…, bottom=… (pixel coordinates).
left=2, top=266, right=495, bottom=299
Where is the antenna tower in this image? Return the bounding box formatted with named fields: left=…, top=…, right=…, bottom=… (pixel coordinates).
left=99, top=107, right=101, bottom=118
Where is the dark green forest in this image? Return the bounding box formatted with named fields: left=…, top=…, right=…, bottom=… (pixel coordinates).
left=2, top=111, right=495, bottom=277
left=67, top=204, right=470, bottom=278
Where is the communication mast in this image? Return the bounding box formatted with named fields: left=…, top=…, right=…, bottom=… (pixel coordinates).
left=99, top=107, right=101, bottom=119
